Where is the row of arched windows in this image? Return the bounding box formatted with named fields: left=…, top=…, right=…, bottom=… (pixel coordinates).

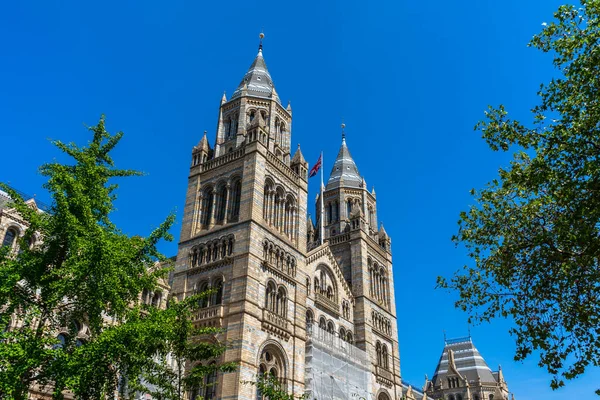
left=372, top=310, right=392, bottom=336
left=190, top=235, right=235, bottom=268
left=375, top=341, right=390, bottom=370
left=305, top=310, right=354, bottom=344
left=198, top=178, right=242, bottom=229
left=265, top=281, right=287, bottom=318
left=141, top=288, right=164, bottom=308
left=313, top=265, right=338, bottom=303
left=368, top=257, right=390, bottom=308
left=324, top=197, right=362, bottom=225
left=262, top=239, right=297, bottom=277
left=263, top=178, right=298, bottom=242
left=448, top=376, right=461, bottom=388
left=224, top=112, right=239, bottom=139
left=194, top=277, right=224, bottom=308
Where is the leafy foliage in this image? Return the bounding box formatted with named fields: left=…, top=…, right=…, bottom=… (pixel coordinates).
left=0, top=116, right=180, bottom=399
left=244, top=375, right=307, bottom=400
left=438, top=0, right=600, bottom=394
left=124, top=292, right=237, bottom=400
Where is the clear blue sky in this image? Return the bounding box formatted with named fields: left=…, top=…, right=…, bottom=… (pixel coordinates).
left=2, top=0, right=599, bottom=398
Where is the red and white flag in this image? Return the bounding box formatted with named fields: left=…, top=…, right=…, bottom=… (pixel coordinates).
left=309, top=154, right=322, bottom=178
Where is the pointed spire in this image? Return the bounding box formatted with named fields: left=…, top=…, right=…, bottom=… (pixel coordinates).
left=291, top=144, right=307, bottom=165
left=197, top=130, right=211, bottom=151
left=326, top=125, right=362, bottom=190
left=497, top=364, right=505, bottom=383
left=379, top=223, right=388, bottom=239
left=231, top=32, right=279, bottom=102
left=307, top=215, right=315, bottom=233
left=405, top=385, right=414, bottom=400
left=287, top=100, right=292, bottom=113
left=221, top=91, right=227, bottom=104
left=371, top=186, right=376, bottom=197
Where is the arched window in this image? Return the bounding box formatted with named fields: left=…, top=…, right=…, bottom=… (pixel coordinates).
left=489, top=395, right=494, bottom=400
left=306, top=309, right=314, bottom=327
left=327, top=321, right=335, bottom=334
left=266, top=281, right=277, bottom=312
left=216, top=184, right=227, bottom=223
left=276, top=287, right=287, bottom=317
left=378, top=393, right=391, bottom=400
left=230, top=180, right=242, bottom=221
left=152, top=291, right=162, bottom=307
left=456, top=394, right=463, bottom=400
left=213, top=279, right=223, bottom=305
left=257, top=345, right=286, bottom=399
left=376, top=342, right=382, bottom=367
left=54, top=333, right=67, bottom=349
left=2, top=228, right=17, bottom=248
left=319, top=317, right=326, bottom=330
left=197, top=281, right=210, bottom=308
left=204, top=362, right=218, bottom=399
left=201, top=188, right=214, bottom=227
left=382, top=344, right=389, bottom=369
left=346, top=331, right=353, bottom=344
left=448, top=395, right=455, bottom=400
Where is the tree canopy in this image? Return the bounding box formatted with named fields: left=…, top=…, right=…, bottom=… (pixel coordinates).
left=0, top=116, right=234, bottom=399
left=439, top=0, right=600, bottom=393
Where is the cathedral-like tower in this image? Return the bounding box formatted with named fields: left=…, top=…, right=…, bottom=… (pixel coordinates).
left=171, top=38, right=402, bottom=400
left=306, top=130, right=402, bottom=400
left=171, top=39, right=309, bottom=399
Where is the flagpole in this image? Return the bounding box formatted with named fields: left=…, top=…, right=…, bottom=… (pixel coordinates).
left=320, top=151, right=324, bottom=245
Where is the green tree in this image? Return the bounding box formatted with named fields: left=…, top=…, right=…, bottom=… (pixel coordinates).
left=0, top=116, right=176, bottom=399
left=124, top=291, right=237, bottom=400
left=244, top=375, right=307, bottom=400
left=438, top=0, right=600, bottom=394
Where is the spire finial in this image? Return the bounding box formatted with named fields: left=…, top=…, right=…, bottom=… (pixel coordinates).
left=341, top=121, right=346, bottom=141
left=259, top=30, right=265, bottom=51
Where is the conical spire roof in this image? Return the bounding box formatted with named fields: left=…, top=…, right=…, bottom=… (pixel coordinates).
left=291, top=144, right=307, bottom=165
left=326, top=135, right=362, bottom=190
left=196, top=131, right=211, bottom=151
left=231, top=47, right=279, bottom=103
left=431, top=337, right=496, bottom=386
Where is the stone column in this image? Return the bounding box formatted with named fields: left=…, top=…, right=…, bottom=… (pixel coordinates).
left=209, top=189, right=218, bottom=228
left=223, top=183, right=231, bottom=223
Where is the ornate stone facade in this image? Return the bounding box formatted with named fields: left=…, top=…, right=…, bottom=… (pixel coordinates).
left=170, top=41, right=403, bottom=400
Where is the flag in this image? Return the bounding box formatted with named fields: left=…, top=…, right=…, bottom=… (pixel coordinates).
left=309, top=154, right=322, bottom=178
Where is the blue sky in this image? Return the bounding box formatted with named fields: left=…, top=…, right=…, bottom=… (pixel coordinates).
left=2, top=0, right=599, bottom=398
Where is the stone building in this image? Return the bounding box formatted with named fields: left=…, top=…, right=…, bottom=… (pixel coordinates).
left=170, top=38, right=402, bottom=400
left=424, top=337, right=511, bottom=400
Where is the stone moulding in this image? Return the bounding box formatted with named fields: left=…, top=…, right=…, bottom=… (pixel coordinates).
left=261, top=260, right=297, bottom=286
left=261, top=309, right=291, bottom=341
left=314, top=291, right=340, bottom=317
left=376, top=365, right=394, bottom=387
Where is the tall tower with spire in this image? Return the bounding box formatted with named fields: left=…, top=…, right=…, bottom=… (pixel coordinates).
left=306, top=126, right=402, bottom=400
left=171, top=36, right=402, bottom=400
left=171, top=35, right=309, bottom=399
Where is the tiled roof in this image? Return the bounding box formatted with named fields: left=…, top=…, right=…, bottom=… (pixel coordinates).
left=231, top=48, right=280, bottom=103
left=431, top=337, right=497, bottom=385
left=326, top=136, right=362, bottom=190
